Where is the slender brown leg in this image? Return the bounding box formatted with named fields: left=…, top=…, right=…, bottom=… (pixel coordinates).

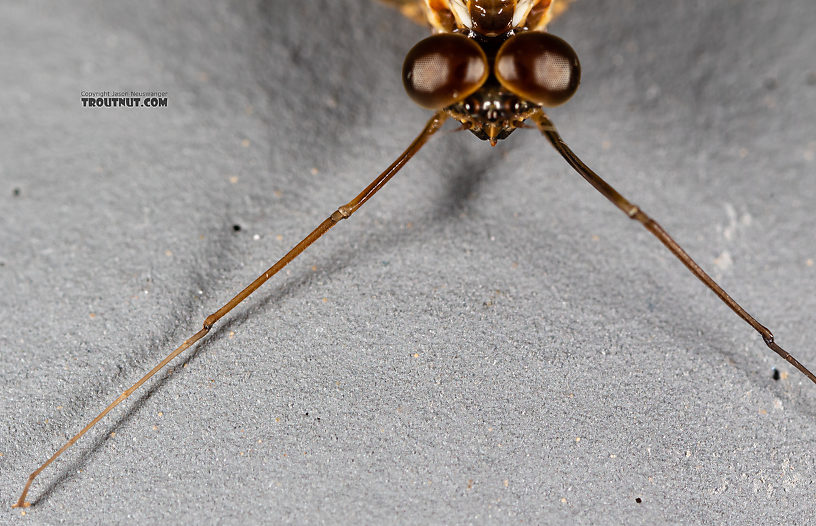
left=531, top=110, right=816, bottom=386
left=13, top=111, right=448, bottom=509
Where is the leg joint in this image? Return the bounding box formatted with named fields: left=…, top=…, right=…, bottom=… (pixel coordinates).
left=203, top=314, right=217, bottom=330
left=331, top=206, right=352, bottom=222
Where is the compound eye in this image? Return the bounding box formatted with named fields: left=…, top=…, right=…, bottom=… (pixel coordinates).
left=495, top=32, right=581, bottom=107
left=403, top=33, right=489, bottom=110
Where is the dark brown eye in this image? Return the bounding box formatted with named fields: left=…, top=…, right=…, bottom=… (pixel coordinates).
left=403, top=33, right=489, bottom=110
left=495, top=32, right=581, bottom=107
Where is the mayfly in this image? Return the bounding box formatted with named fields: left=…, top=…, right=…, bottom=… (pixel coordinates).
left=13, top=0, right=816, bottom=508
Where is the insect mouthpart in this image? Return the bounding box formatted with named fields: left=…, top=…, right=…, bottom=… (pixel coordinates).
left=448, top=86, right=537, bottom=145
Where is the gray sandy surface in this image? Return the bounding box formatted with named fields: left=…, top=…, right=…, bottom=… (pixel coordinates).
left=2, top=0, right=816, bottom=524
